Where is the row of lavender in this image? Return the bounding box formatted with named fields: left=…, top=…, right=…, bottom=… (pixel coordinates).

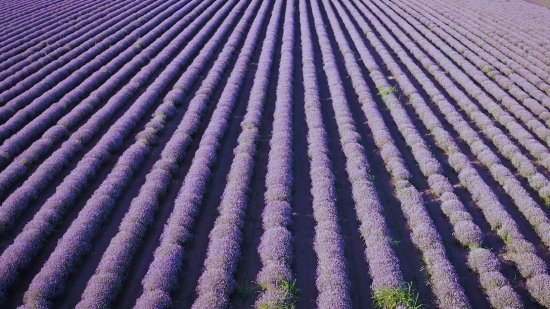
left=2, top=0, right=394, bottom=307
left=0, top=0, right=231, bottom=302
left=0, top=0, right=134, bottom=79
left=162, top=0, right=550, bottom=307
left=135, top=0, right=269, bottom=305
left=0, top=0, right=66, bottom=39
left=254, top=0, right=296, bottom=305
left=0, top=0, right=193, bottom=186
left=2, top=0, right=550, bottom=307
left=357, top=0, right=550, bottom=306
left=21, top=0, right=258, bottom=306
left=374, top=0, right=550, bottom=259
left=0, top=0, right=220, bottom=231
left=0, top=0, right=181, bottom=147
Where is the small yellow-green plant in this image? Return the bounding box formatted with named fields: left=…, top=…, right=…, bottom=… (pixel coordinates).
left=373, top=283, right=422, bottom=309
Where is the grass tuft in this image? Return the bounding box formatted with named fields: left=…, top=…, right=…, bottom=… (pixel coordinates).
left=278, top=279, right=299, bottom=300
left=258, top=280, right=299, bottom=309
left=377, top=85, right=399, bottom=99
left=373, top=283, right=422, bottom=309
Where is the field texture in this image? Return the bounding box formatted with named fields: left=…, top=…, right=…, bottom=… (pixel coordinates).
left=1, top=0, right=550, bottom=308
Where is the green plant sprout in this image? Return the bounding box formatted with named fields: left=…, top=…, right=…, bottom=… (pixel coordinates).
left=373, top=283, right=422, bottom=309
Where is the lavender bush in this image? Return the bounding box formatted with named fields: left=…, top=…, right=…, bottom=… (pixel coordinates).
left=350, top=0, right=550, bottom=305
left=192, top=1, right=283, bottom=307
left=298, top=0, right=353, bottom=306
left=20, top=0, right=257, bottom=303
left=0, top=0, right=239, bottom=304
left=0, top=0, right=223, bottom=231
left=133, top=0, right=272, bottom=306
left=0, top=0, right=200, bottom=179
left=318, top=0, right=470, bottom=307
left=0, top=0, right=202, bottom=198
left=255, top=0, right=297, bottom=307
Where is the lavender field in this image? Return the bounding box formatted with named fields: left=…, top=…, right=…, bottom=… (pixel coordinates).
left=1, top=0, right=550, bottom=308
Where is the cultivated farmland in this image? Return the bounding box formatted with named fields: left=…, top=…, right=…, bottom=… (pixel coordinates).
left=1, top=0, right=550, bottom=308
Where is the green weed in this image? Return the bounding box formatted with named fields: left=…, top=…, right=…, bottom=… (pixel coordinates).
left=373, top=283, right=422, bottom=309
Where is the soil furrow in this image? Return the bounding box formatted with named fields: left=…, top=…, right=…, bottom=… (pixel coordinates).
left=290, top=3, right=318, bottom=305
